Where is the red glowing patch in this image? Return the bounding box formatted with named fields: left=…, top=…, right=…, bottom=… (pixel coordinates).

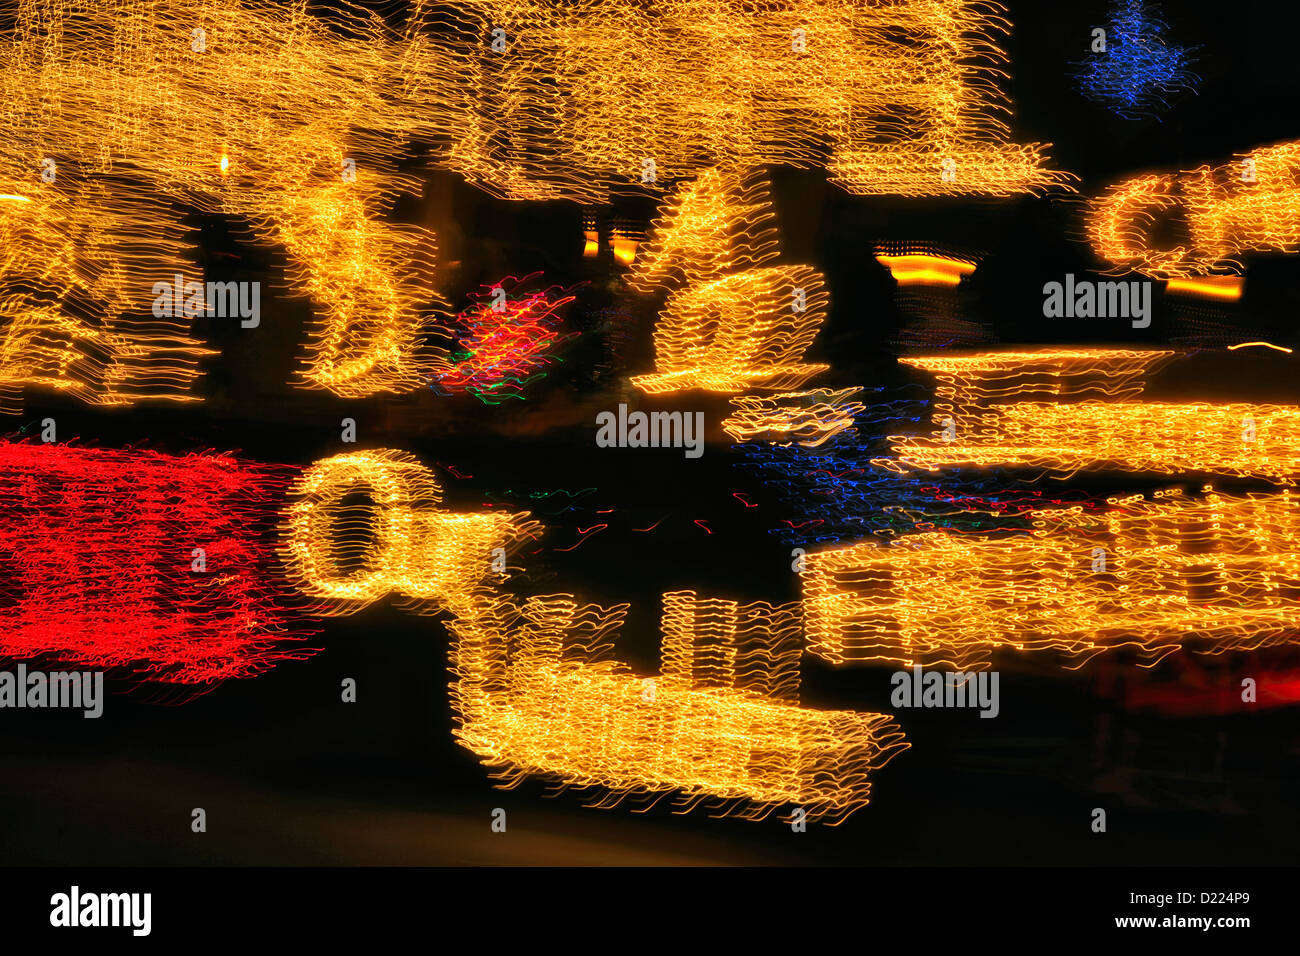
left=0, top=441, right=313, bottom=684
left=436, top=273, right=578, bottom=403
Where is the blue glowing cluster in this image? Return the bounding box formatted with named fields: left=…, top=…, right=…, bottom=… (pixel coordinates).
left=1074, top=0, right=1199, bottom=120
left=732, top=388, right=1042, bottom=549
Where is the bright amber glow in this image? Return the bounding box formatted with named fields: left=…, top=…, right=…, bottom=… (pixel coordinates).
left=0, top=173, right=212, bottom=414
left=632, top=265, right=830, bottom=394
left=611, top=237, right=637, bottom=265
left=630, top=168, right=828, bottom=395
left=1165, top=275, right=1243, bottom=300
left=803, top=487, right=1300, bottom=669
left=1089, top=140, right=1300, bottom=276
left=444, top=1, right=1066, bottom=199
left=283, top=449, right=541, bottom=614
left=450, top=590, right=908, bottom=823
left=888, top=348, right=1300, bottom=480
left=875, top=253, right=978, bottom=286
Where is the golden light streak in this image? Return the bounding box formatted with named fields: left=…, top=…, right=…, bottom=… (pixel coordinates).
left=450, top=590, right=908, bottom=823
left=1089, top=140, right=1300, bottom=276
left=1228, top=341, right=1292, bottom=353
left=889, top=348, right=1300, bottom=480
left=284, top=449, right=908, bottom=823
left=1164, top=275, right=1243, bottom=300
left=803, top=487, right=1300, bottom=670
left=723, top=388, right=864, bottom=447
left=631, top=265, right=830, bottom=394
left=875, top=253, right=978, bottom=286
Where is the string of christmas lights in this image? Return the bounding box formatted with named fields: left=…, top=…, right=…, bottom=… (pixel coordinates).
left=448, top=590, right=908, bottom=824
left=1088, top=140, right=1300, bottom=277
left=435, top=273, right=579, bottom=404
left=803, top=486, right=1300, bottom=670
left=887, top=348, right=1300, bottom=480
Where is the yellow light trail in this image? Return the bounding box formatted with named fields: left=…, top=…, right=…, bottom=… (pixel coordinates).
left=803, top=486, right=1300, bottom=670
left=451, top=591, right=908, bottom=824
left=723, top=388, right=865, bottom=447
left=1229, top=341, right=1292, bottom=353
left=888, top=348, right=1300, bottom=480
left=1089, top=139, right=1300, bottom=277
left=285, top=449, right=908, bottom=823
left=875, top=253, right=978, bottom=286
left=1164, top=276, right=1243, bottom=300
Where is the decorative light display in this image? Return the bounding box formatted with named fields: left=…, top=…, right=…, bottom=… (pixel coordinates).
left=630, top=168, right=829, bottom=395
left=1088, top=140, right=1300, bottom=277
left=0, top=441, right=310, bottom=683
left=449, top=590, right=908, bottom=823
left=0, top=171, right=213, bottom=414
left=1073, top=0, right=1199, bottom=120
left=722, top=388, right=865, bottom=448
left=283, top=448, right=907, bottom=822
left=0, top=0, right=1067, bottom=414
left=283, top=449, right=541, bottom=616
left=436, top=273, right=579, bottom=404
left=445, top=1, right=1066, bottom=200
left=803, top=486, right=1300, bottom=670
left=632, top=265, right=831, bottom=394
left=627, top=167, right=781, bottom=295
left=888, top=348, right=1300, bottom=480
left=11, top=0, right=1289, bottom=849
